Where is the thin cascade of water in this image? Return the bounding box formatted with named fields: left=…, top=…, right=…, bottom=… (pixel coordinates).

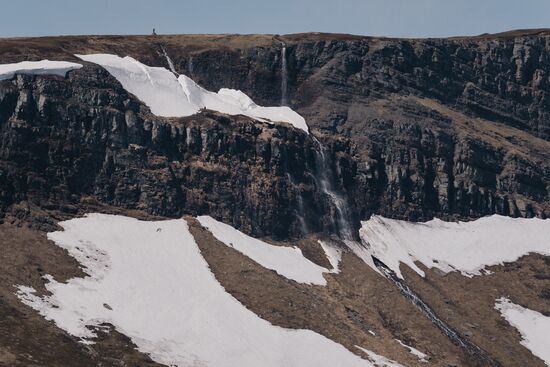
left=160, top=46, right=178, bottom=75
left=286, top=173, right=308, bottom=236
left=281, top=44, right=288, bottom=106
left=312, top=137, right=355, bottom=240
left=371, top=256, right=501, bottom=367
left=188, top=56, right=194, bottom=76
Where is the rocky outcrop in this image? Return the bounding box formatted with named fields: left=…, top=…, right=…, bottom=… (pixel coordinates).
left=0, top=32, right=549, bottom=239
left=174, top=32, right=550, bottom=221
left=172, top=33, right=550, bottom=141
left=0, top=67, right=324, bottom=239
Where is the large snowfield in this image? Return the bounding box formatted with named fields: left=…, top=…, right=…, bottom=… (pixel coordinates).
left=495, top=298, right=550, bottom=366
left=75, top=54, right=309, bottom=133
left=0, top=60, right=82, bottom=80
left=16, top=214, right=375, bottom=367
left=359, top=215, right=550, bottom=279
left=14, top=212, right=550, bottom=366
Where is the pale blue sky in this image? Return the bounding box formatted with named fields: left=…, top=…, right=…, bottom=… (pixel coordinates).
left=1, top=0, right=549, bottom=38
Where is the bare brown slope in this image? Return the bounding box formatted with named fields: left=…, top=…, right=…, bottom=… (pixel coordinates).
left=0, top=34, right=278, bottom=64
left=1, top=27, right=550, bottom=63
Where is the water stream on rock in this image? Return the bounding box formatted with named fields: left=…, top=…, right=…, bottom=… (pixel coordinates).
left=372, top=257, right=502, bottom=367
left=312, top=137, right=355, bottom=240
left=277, top=43, right=355, bottom=240
left=188, top=56, right=194, bottom=76
left=160, top=46, right=178, bottom=75
left=281, top=44, right=288, bottom=106
left=286, top=173, right=308, bottom=236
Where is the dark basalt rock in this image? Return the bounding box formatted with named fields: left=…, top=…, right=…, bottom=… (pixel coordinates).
left=0, top=32, right=549, bottom=239
left=0, top=67, right=323, bottom=239
left=173, top=33, right=550, bottom=222
left=180, top=35, right=550, bottom=141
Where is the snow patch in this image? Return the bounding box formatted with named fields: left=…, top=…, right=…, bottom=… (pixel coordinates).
left=197, top=215, right=329, bottom=285
left=76, top=54, right=308, bottom=132
left=359, top=215, right=550, bottom=279
left=495, top=298, right=550, bottom=366
left=355, top=346, right=406, bottom=367
left=16, top=213, right=373, bottom=367
left=76, top=54, right=194, bottom=117
left=0, top=60, right=82, bottom=81
left=396, top=339, right=429, bottom=362
left=319, top=240, right=342, bottom=273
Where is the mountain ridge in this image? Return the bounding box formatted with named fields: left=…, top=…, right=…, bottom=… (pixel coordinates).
left=3, top=27, right=550, bottom=42
left=0, top=28, right=549, bottom=367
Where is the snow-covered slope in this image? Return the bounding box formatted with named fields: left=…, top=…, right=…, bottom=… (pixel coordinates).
left=0, top=60, right=82, bottom=81
left=16, top=214, right=374, bottom=367
left=76, top=54, right=308, bottom=132
left=197, top=215, right=330, bottom=285
left=396, top=339, right=429, bottom=362
left=319, top=240, right=343, bottom=274
left=355, top=346, right=406, bottom=367
left=359, top=215, right=550, bottom=279
left=495, top=298, right=550, bottom=366
left=76, top=54, right=195, bottom=117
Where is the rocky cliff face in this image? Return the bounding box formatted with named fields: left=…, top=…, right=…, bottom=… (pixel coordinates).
left=179, top=32, right=550, bottom=141
left=0, top=67, right=320, bottom=239
left=0, top=31, right=549, bottom=238
left=173, top=32, right=550, bottom=221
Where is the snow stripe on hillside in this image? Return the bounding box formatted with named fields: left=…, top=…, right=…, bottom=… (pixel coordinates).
left=495, top=298, right=550, bottom=366
left=359, top=215, right=550, bottom=279
left=16, top=214, right=375, bottom=367
left=0, top=60, right=82, bottom=81
left=77, top=54, right=194, bottom=117
left=197, top=215, right=329, bottom=285
left=319, top=240, right=343, bottom=273
left=396, top=339, right=429, bottom=362
left=355, top=346, right=406, bottom=367
left=76, top=54, right=308, bottom=132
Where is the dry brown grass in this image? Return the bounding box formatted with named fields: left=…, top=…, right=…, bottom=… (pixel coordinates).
left=1, top=28, right=548, bottom=64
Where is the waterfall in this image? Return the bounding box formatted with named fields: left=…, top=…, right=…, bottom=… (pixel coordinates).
left=188, top=56, right=194, bottom=76
left=161, top=46, right=178, bottom=75
left=280, top=44, right=288, bottom=106
left=286, top=173, right=308, bottom=236
left=312, top=137, right=355, bottom=240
